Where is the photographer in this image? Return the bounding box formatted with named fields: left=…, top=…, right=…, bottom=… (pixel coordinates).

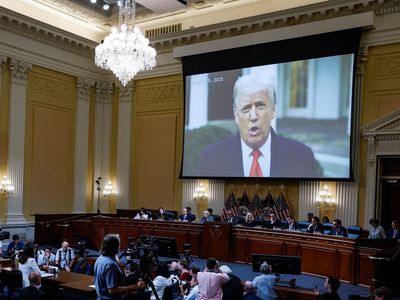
left=197, top=258, right=229, bottom=300
left=94, top=234, right=145, bottom=300
left=150, top=264, right=177, bottom=300
left=124, top=263, right=141, bottom=286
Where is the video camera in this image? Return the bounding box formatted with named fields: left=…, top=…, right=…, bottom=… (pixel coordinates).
left=124, top=236, right=160, bottom=265
left=0, top=227, right=10, bottom=241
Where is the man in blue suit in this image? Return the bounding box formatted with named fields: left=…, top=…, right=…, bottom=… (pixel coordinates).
left=387, top=220, right=400, bottom=239
left=197, top=74, right=322, bottom=178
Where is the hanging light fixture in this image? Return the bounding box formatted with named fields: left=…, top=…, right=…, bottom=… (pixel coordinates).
left=95, top=0, right=157, bottom=86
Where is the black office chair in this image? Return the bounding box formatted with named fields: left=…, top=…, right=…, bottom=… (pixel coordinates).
left=323, top=223, right=334, bottom=234
left=213, top=215, right=222, bottom=222
left=297, top=221, right=310, bottom=232
left=347, top=225, right=363, bottom=239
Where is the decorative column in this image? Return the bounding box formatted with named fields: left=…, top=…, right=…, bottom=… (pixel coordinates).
left=73, top=78, right=94, bottom=213
left=94, top=81, right=113, bottom=213
left=299, top=181, right=319, bottom=220
left=6, top=58, right=31, bottom=224
left=116, top=82, right=133, bottom=209
left=208, top=179, right=225, bottom=217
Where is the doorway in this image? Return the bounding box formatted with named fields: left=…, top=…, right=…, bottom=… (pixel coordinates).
left=378, top=156, right=400, bottom=230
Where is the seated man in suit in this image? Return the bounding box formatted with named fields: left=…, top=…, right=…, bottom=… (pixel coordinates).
left=17, top=271, right=46, bottom=300
left=179, top=207, right=196, bottom=222
left=328, top=219, right=348, bottom=237
left=307, top=216, right=324, bottom=234
left=263, top=212, right=284, bottom=229
left=282, top=215, right=299, bottom=231
left=197, top=74, right=322, bottom=178
left=387, top=220, right=400, bottom=239
left=224, top=209, right=243, bottom=225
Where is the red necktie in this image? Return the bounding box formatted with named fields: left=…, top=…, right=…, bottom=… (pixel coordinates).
left=250, top=149, right=263, bottom=177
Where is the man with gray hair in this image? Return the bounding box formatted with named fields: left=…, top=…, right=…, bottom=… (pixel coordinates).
left=197, top=73, right=321, bottom=178
left=219, top=265, right=242, bottom=300
left=17, top=271, right=46, bottom=300
left=252, top=262, right=277, bottom=300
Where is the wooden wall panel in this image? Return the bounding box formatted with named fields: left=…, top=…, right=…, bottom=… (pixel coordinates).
left=25, top=66, right=76, bottom=216
left=358, top=43, right=400, bottom=224
left=30, top=105, right=73, bottom=213
left=131, top=75, right=183, bottom=211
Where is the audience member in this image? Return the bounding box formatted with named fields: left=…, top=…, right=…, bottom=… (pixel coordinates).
left=328, top=219, right=348, bottom=237
left=200, top=210, right=214, bottom=224
left=55, top=241, right=75, bottom=271
left=315, top=276, right=340, bottom=300
left=150, top=264, right=176, bottom=300
left=197, top=257, right=230, bottom=300
left=7, top=234, right=25, bottom=257
left=1, top=269, right=23, bottom=299
left=94, top=234, right=145, bottom=300
left=252, top=262, right=277, bottom=300
left=33, top=244, right=43, bottom=265
left=386, top=220, right=400, bottom=239
left=243, top=281, right=259, bottom=300
left=183, top=267, right=200, bottom=300
left=322, top=216, right=330, bottom=224
left=282, top=216, right=299, bottom=231
left=134, top=207, right=151, bottom=220
left=18, top=245, right=41, bottom=288
left=368, top=218, right=386, bottom=239
left=307, top=216, right=324, bottom=234
left=74, top=256, right=93, bottom=275
left=219, top=265, right=242, bottom=300
left=124, top=263, right=141, bottom=286
left=373, top=286, right=393, bottom=300
left=177, top=258, right=191, bottom=282
left=37, top=247, right=55, bottom=267
left=17, top=271, right=46, bottom=300
left=264, top=213, right=284, bottom=229
left=179, top=207, right=196, bottom=222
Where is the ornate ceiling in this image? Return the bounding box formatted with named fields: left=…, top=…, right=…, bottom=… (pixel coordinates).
left=0, top=0, right=328, bottom=42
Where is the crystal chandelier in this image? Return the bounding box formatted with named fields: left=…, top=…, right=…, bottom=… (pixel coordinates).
left=95, top=0, right=157, bottom=86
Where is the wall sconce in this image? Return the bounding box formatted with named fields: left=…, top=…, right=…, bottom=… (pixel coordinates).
left=0, top=176, right=14, bottom=199
left=193, top=183, right=208, bottom=202
left=316, top=184, right=336, bottom=208
left=103, top=181, right=116, bottom=198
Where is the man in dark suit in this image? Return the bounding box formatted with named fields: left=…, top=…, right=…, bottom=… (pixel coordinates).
left=197, top=74, right=322, bottom=178
left=387, top=220, right=400, bottom=239
left=328, top=219, right=348, bottom=237
left=282, top=215, right=300, bottom=231
left=307, top=216, right=324, bottom=234
left=179, top=207, right=196, bottom=222
left=17, top=271, right=47, bottom=300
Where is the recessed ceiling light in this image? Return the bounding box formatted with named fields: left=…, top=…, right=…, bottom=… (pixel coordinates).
left=90, top=0, right=97, bottom=3
left=103, top=3, right=110, bottom=10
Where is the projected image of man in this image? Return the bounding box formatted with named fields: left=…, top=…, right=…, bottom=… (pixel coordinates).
left=197, top=74, right=322, bottom=178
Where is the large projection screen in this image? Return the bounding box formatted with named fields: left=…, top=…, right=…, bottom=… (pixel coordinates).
left=180, top=29, right=361, bottom=180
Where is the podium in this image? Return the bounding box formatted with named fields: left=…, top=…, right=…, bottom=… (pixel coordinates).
left=202, top=222, right=231, bottom=261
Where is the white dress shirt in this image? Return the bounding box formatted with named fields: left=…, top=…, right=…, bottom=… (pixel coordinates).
left=240, top=134, right=271, bottom=177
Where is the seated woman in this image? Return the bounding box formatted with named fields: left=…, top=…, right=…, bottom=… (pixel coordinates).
left=199, top=210, right=214, bottom=224
left=157, top=207, right=170, bottom=221
left=368, top=218, right=386, bottom=239
left=18, top=245, right=41, bottom=288
left=244, top=212, right=257, bottom=227
left=134, top=207, right=151, bottom=220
